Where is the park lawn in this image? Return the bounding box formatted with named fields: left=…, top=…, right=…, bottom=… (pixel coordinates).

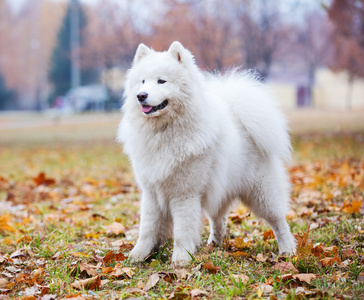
left=0, top=118, right=363, bottom=299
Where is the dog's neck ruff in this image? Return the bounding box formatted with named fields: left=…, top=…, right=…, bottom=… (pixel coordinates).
left=142, top=100, right=168, bottom=114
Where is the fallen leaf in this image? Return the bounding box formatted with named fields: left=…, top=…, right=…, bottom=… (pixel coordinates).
left=202, top=261, right=220, bottom=274
left=59, top=295, right=86, bottom=300
left=0, top=215, right=16, bottom=234
left=231, top=251, right=249, bottom=259
left=190, top=288, right=208, bottom=297
left=262, top=229, right=275, bottom=240
left=257, top=284, right=273, bottom=295
left=296, top=226, right=310, bottom=248
left=292, top=273, right=317, bottom=284
left=33, top=172, right=55, bottom=186
left=0, top=278, right=8, bottom=288
left=232, top=274, right=249, bottom=284
left=143, top=273, right=160, bottom=291
left=341, top=198, right=362, bottom=214
left=10, top=249, right=26, bottom=259
left=231, top=237, right=251, bottom=249
left=71, top=275, right=101, bottom=290
left=102, top=251, right=126, bottom=265
left=272, top=262, right=298, bottom=274
left=105, top=222, right=125, bottom=235
left=256, top=253, right=268, bottom=262
left=78, top=263, right=98, bottom=277
left=358, top=273, right=364, bottom=282
left=124, top=288, right=147, bottom=295
left=320, top=257, right=341, bottom=267
left=175, top=268, right=191, bottom=280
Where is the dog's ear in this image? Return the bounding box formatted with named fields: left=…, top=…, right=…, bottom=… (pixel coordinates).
left=168, top=41, right=194, bottom=65
left=133, top=43, right=152, bottom=64
left=168, top=41, right=184, bottom=63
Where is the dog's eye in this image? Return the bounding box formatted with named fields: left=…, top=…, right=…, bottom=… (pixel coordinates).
left=158, top=79, right=166, bottom=84
left=142, top=80, right=145, bottom=84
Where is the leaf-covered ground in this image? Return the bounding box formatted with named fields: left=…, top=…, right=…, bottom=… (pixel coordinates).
left=0, top=113, right=363, bottom=299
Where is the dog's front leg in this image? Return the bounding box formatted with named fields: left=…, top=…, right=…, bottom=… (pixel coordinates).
left=129, top=191, right=163, bottom=262
left=170, top=196, right=202, bottom=266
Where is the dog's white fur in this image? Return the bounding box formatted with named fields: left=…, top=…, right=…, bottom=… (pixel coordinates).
left=117, top=41, right=296, bottom=265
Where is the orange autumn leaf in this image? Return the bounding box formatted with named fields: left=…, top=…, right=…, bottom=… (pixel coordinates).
left=0, top=214, right=16, bottom=234
left=272, top=262, right=298, bottom=274
left=292, top=273, right=317, bottom=284
left=261, top=229, right=275, bottom=241
left=341, top=198, right=362, bottom=214
left=33, top=172, right=55, bottom=186
left=71, top=275, right=101, bottom=290
left=105, top=222, right=125, bottom=235
left=202, top=261, right=220, bottom=274
left=102, top=251, right=126, bottom=265
left=320, top=257, right=341, bottom=267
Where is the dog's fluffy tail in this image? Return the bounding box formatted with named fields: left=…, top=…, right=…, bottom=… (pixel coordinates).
left=207, top=70, right=292, bottom=162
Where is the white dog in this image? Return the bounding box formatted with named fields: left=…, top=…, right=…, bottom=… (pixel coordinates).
left=117, top=41, right=296, bottom=265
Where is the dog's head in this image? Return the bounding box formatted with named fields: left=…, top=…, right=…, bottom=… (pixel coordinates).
left=124, top=41, right=201, bottom=120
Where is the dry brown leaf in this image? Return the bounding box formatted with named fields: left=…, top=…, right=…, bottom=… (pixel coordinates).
left=78, top=263, right=98, bottom=277
left=20, top=297, right=36, bottom=300
left=122, top=267, right=134, bottom=278
left=108, top=267, right=134, bottom=279
left=102, top=251, right=126, bottom=265
left=174, top=268, right=191, bottom=280
left=320, top=257, right=341, bottom=267
left=292, top=273, right=317, bottom=284
left=342, top=247, right=355, bottom=258
left=341, top=198, right=362, bottom=214
left=190, top=288, right=208, bottom=297
left=261, top=229, right=275, bottom=240
left=143, top=273, right=160, bottom=291
left=101, top=266, right=114, bottom=274
left=33, top=172, right=55, bottom=186
left=0, top=215, right=16, bottom=234
left=202, top=261, right=220, bottom=274
left=71, top=275, right=101, bottom=290
left=59, top=295, right=86, bottom=300
left=272, top=262, right=298, bottom=274
left=105, top=222, right=125, bottom=235
left=231, top=251, right=249, bottom=258
left=257, top=284, right=273, bottom=296
left=232, top=274, right=249, bottom=284
left=256, top=253, right=268, bottom=262
left=0, top=278, right=8, bottom=288
left=296, top=226, right=310, bottom=248
left=124, top=287, right=147, bottom=295
left=231, top=237, right=251, bottom=249
left=358, top=273, right=364, bottom=282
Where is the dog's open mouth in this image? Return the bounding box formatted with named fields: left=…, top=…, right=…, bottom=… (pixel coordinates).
left=142, top=100, right=168, bottom=114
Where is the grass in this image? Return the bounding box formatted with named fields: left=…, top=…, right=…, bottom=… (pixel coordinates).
left=0, top=112, right=363, bottom=299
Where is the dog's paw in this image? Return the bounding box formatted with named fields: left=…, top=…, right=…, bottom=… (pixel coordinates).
left=172, top=248, right=193, bottom=267
left=128, top=245, right=150, bottom=263
left=278, top=235, right=297, bottom=255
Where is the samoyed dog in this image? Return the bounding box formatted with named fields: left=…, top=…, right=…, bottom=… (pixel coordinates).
left=117, top=41, right=296, bottom=265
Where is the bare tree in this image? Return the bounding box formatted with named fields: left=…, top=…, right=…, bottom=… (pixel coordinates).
left=327, top=0, right=364, bottom=109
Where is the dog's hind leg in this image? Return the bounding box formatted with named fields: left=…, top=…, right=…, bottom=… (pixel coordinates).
left=129, top=190, right=171, bottom=262
left=242, top=159, right=296, bottom=254
left=205, top=199, right=231, bottom=245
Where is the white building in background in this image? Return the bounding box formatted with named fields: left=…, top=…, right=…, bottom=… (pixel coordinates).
left=268, top=68, right=364, bottom=110
left=65, top=84, right=108, bottom=112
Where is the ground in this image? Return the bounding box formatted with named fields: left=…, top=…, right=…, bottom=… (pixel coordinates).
left=0, top=109, right=363, bottom=299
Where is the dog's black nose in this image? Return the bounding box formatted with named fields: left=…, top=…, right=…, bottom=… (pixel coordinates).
left=137, top=92, right=148, bottom=102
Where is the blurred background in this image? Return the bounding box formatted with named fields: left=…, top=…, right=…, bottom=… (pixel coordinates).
left=0, top=0, right=363, bottom=115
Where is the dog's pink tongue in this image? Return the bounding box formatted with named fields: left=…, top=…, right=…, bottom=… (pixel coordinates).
left=142, top=105, right=152, bottom=113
